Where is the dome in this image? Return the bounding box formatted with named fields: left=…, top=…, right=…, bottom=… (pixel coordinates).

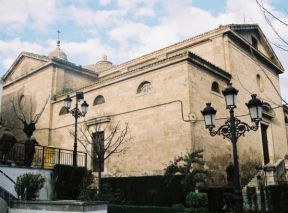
left=48, top=41, right=68, bottom=61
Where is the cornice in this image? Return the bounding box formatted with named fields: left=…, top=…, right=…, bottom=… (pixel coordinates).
left=54, top=51, right=231, bottom=101
left=225, top=31, right=284, bottom=75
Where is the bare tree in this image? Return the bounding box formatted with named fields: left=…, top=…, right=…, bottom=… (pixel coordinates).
left=253, top=0, right=288, bottom=106
left=256, top=0, right=288, bottom=52
left=70, top=121, right=130, bottom=194
left=10, top=93, right=49, bottom=139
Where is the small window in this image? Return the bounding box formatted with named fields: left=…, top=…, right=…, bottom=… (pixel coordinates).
left=93, top=95, right=105, bottom=106
left=252, top=36, right=258, bottom=49
left=211, top=81, right=220, bottom=93
left=59, top=106, right=69, bottom=115
left=256, top=74, right=264, bottom=92
left=19, top=94, right=24, bottom=103
left=19, top=94, right=25, bottom=108
left=285, top=115, right=288, bottom=123
left=137, top=81, right=151, bottom=93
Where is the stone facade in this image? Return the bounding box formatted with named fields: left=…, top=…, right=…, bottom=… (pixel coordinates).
left=1, top=24, right=288, bottom=177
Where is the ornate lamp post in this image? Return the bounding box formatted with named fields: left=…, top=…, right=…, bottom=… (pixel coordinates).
left=64, top=92, right=89, bottom=167
left=201, top=82, right=263, bottom=213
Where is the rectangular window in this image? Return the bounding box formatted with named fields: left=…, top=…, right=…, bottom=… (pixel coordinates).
left=261, top=124, right=270, bottom=165
left=92, top=131, right=105, bottom=172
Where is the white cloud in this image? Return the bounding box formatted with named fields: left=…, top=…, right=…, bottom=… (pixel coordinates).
left=135, top=7, right=156, bottom=17
left=0, top=38, right=47, bottom=74
left=0, top=0, right=287, bottom=102
left=0, top=0, right=57, bottom=32
left=62, top=38, right=116, bottom=64
left=99, top=0, right=111, bottom=6
left=66, top=6, right=125, bottom=28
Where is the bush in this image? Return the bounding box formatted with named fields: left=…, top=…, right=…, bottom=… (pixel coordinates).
left=246, top=186, right=257, bottom=210
left=185, top=192, right=208, bottom=208
left=184, top=207, right=209, bottom=213
left=52, top=164, right=91, bottom=200
left=203, top=187, right=233, bottom=212
left=172, top=203, right=185, bottom=211
left=15, top=173, right=45, bottom=200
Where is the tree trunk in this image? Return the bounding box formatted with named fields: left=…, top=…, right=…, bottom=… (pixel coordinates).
left=98, top=163, right=102, bottom=195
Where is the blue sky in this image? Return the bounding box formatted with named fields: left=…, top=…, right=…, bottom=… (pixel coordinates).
left=0, top=0, right=287, bottom=100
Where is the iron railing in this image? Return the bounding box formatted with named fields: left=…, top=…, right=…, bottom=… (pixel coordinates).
left=2, top=142, right=87, bottom=169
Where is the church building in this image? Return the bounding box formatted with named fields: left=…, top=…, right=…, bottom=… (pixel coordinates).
left=1, top=24, right=288, bottom=177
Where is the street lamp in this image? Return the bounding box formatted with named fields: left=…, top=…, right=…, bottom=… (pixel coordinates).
left=201, top=82, right=263, bottom=213
left=64, top=91, right=89, bottom=167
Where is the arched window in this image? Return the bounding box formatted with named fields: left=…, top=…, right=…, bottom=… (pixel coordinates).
left=93, top=95, right=105, bottom=106
left=19, top=94, right=24, bottom=103
left=256, top=74, right=264, bottom=92
left=137, top=81, right=151, bottom=93
left=211, top=81, right=220, bottom=93
left=18, top=94, right=25, bottom=109
left=59, top=106, right=69, bottom=115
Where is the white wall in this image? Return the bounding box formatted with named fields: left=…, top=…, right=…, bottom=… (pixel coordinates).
left=0, top=166, right=52, bottom=200
left=10, top=210, right=107, bottom=213
left=0, top=198, right=7, bottom=213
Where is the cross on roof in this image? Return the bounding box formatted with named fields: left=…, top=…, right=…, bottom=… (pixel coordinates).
left=57, top=30, right=61, bottom=41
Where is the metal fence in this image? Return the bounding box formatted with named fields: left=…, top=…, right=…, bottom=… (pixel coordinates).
left=2, top=142, right=87, bottom=169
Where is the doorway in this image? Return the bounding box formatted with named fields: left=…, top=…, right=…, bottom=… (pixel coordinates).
left=260, top=124, right=270, bottom=165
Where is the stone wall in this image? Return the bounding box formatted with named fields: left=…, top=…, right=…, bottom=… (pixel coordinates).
left=51, top=61, right=192, bottom=176
left=2, top=66, right=54, bottom=144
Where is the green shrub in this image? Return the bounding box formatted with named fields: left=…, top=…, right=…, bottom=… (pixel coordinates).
left=185, top=192, right=208, bottom=208
left=246, top=186, right=257, bottom=210
left=98, top=183, right=114, bottom=201
left=78, top=170, right=96, bottom=201
left=52, top=164, right=91, bottom=200
left=184, top=207, right=209, bottom=213
left=172, top=203, right=185, bottom=211
left=205, top=187, right=233, bottom=212
left=15, top=173, right=45, bottom=200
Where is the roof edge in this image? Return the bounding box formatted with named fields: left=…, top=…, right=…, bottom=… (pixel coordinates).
left=54, top=51, right=231, bottom=100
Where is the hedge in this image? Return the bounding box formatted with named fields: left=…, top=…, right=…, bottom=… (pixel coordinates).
left=265, top=184, right=288, bottom=212
left=52, top=164, right=89, bottom=200
left=102, top=175, right=185, bottom=206
left=202, top=187, right=233, bottom=212
left=102, top=176, right=234, bottom=211
left=108, top=205, right=205, bottom=213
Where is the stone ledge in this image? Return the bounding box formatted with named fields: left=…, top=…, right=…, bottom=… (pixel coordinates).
left=10, top=200, right=108, bottom=212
